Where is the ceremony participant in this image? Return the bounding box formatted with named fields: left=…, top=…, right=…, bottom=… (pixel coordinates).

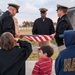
left=13, top=17, right=20, bottom=37
left=32, top=8, right=55, bottom=47
left=0, top=3, right=20, bottom=37
left=55, top=4, right=73, bottom=52
left=32, top=45, right=54, bottom=75
left=0, top=32, right=32, bottom=75
left=55, top=30, right=75, bottom=75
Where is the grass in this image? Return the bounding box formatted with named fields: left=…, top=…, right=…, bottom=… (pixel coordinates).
left=20, top=29, right=59, bottom=60
left=51, top=50, right=59, bottom=60
left=20, top=30, right=32, bottom=35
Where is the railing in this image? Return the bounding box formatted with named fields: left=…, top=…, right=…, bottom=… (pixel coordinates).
left=19, top=27, right=32, bottom=30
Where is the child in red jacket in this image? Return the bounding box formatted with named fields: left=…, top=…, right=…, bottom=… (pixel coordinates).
left=32, top=45, right=54, bottom=75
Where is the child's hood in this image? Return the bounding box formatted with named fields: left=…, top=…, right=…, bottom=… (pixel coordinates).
left=64, top=30, right=75, bottom=47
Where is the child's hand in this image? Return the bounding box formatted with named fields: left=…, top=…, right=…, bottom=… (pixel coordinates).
left=14, top=38, right=19, bottom=42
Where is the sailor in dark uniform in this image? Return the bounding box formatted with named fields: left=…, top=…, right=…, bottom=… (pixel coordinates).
left=0, top=3, right=20, bottom=37
left=32, top=8, right=55, bottom=47
left=55, top=4, right=73, bottom=52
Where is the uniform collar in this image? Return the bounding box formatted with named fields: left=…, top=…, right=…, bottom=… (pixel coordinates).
left=60, top=14, right=66, bottom=19
left=41, top=17, right=46, bottom=21
left=6, top=11, right=12, bottom=16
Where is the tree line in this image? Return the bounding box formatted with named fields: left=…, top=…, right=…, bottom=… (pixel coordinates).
left=22, top=21, right=34, bottom=27
left=22, top=21, right=56, bottom=27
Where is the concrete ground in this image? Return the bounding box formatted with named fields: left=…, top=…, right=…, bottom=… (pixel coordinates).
left=26, top=61, right=55, bottom=75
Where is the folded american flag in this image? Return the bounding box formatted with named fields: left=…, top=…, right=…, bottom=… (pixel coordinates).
left=20, top=33, right=55, bottom=42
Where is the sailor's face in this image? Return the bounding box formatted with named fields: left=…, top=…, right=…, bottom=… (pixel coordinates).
left=11, top=8, right=17, bottom=16
left=41, top=12, right=47, bottom=18
left=13, top=8, right=17, bottom=16
left=57, top=9, right=62, bottom=17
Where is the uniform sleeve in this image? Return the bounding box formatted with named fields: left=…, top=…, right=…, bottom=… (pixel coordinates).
left=55, top=54, right=62, bottom=75
left=2, top=15, right=14, bottom=33
left=49, top=20, right=55, bottom=34
left=13, top=17, right=20, bottom=37
left=18, top=40, right=32, bottom=60
left=32, top=62, right=40, bottom=75
left=32, top=20, right=38, bottom=35
left=56, top=21, right=68, bottom=37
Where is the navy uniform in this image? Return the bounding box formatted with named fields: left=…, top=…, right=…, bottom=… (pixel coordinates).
left=55, top=4, right=73, bottom=51
left=32, top=8, right=55, bottom=47
left=0, top=3, right=20, bottom=36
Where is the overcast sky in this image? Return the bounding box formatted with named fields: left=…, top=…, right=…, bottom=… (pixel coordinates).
left=0, top=0, right=75, bottom=24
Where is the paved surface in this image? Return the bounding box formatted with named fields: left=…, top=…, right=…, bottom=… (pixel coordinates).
left=26, top=61, right=55, bottom=75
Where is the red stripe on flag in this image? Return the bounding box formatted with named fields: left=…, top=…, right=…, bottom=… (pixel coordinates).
left=32, top=36, right=40, bottom=42
left=43, top=35, right=50, bottom=41
left=24, top=36, right=32, bottom=40
left=49, top=35, right=53, bottom=39
left=38, top=35, right=45, bottom=42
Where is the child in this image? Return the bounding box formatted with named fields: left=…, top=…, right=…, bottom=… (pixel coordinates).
left=0, top=32, right=32, bottom=75
left=55, top=30, right=75, bottom=75
left=32, top=45, right=54, bottom=75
